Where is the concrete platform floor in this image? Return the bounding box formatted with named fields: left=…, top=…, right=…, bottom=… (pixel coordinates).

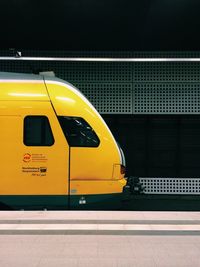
left=0, top=211, right=200, bottom=266
left=1, top=235, right=200, bottom=267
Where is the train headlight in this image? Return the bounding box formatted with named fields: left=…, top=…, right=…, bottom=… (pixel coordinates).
left=120, top=165, right=126, bottom=175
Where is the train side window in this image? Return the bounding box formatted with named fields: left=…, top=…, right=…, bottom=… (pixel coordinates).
left=58, top=116, right=100, bottom=147
left=24, top=116, right=54, bottom=146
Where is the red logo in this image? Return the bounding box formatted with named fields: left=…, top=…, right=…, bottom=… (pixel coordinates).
left=23, top=153, right=31, bottom=162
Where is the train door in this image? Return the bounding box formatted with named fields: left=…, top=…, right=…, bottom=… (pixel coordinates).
left=0, top=101, right=70, bottom=209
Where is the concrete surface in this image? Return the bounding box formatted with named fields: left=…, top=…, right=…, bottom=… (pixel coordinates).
left=0, top=211, right=200, bottom=266
left=0, top=235, right=200, bottom=267
left=0, top=211, right=199, bottom=234
left=0, top=210, right=200, bottom=222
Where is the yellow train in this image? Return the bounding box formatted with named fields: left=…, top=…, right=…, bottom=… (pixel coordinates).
left=0, top=72, right=127, bottom=210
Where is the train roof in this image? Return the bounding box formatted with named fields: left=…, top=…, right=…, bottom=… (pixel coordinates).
left=0, top=71, right=82, bottom=101
left=0, top=71, right=68, bottom=83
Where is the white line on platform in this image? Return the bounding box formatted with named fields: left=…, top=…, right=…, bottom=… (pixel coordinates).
left=1, top=211, right=200, bottom=221
left=0, top=224, right=199, bottom=231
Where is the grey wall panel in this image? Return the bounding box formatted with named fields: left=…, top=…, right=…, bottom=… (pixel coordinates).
left=60, top=62, right=132, bottom=83
left=133, top=62, right=200, bottom=82
left=133, top=83, right=200, bottom=114
left=74, top=83, right=132, bottom=114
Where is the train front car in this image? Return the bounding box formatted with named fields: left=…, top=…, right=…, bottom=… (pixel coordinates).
left=45, top=77, right=127, bottom=209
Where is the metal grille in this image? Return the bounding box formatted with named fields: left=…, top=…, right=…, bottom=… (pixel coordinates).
left=74, top=83, right=132, bottom=114
left=21, top=50, right=133, bottom=58
left=0, top=61, right=31, bottom=73
left=133, top=83, right=200, bottom=114
left=140, top=178, right=200, bottom=194
left=61, top=62, right=132, bottom=83
left=131, top=51, right=200, bottom=58
left=133, top=62, right=200, bottom=82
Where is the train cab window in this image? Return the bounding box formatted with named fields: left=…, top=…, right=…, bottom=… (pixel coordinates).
left=58, top=116, right=100, bottom=147
left=24, top=116, right=54, bottom=146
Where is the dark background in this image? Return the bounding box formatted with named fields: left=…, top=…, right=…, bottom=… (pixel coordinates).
left=0, top=0, right=200, bottom=50
left=104, top=115, right=200, bottom=178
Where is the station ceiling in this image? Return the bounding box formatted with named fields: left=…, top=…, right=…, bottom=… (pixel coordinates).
left=0, top=0, right=200, bottom=51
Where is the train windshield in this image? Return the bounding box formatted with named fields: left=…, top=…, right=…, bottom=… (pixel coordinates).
left=58, top=116, right=100, bottom=147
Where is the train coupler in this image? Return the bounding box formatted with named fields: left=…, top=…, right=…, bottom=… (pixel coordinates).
left=122, top=176, right=145, bottom=201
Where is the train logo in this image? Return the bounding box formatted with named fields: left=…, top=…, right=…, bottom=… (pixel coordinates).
left=23, top=153, right=32, bottom=163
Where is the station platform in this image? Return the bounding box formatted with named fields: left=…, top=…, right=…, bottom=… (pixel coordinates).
left=1, top=211, right=200, bottom=267
left=0, top=210, right=200, bottom=235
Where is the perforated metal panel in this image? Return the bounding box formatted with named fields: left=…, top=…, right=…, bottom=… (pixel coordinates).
left=21, top=50, right=133, bottom=58
left=74, top=83, right=132, bottom=114
left=1, top=50, right=200, bottom=114
left=60, top=62, right=132, bottom=83
left=6, top=50, right=200, bottom=58
left=133, top=62, right=200, bottom=82
left=131, top=51, right=200, bottom=58
left=140, top=178, right=200, bottom=194
left=133, top=83, right=200, bottom=114
left=0, top=60, right=31, bottom=73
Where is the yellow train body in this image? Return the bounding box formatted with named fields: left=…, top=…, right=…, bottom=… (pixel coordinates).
left=0, top=72, right=126, bottom=209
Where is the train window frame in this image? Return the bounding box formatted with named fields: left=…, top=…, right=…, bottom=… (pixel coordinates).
left=58, top=116, right=100, bottom=147
left=23, top=115, right=55, bottom=146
